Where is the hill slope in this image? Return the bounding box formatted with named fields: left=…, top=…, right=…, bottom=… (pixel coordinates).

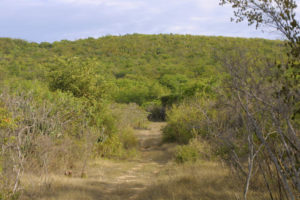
left=0, top=34, right=284, bottom=106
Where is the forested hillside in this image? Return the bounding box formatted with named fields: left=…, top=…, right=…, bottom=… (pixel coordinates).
left=0, top=34, right=282, bottom=105
left=1, top=34, right=298, bottom=200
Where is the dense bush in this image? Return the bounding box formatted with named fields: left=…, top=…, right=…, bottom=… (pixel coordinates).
left=95, top=127, right=138, bottom=159
left=95, top=134, right=123, bottom=158
left=159, top=74, right=188, bottom=93
left=175, top=144, right=199, bottom=164
left=163, top=98, right=214, bottom=144
left=47, top=57, right=101, bottom=99
left=174, top=138, right=213, bottom=164
left=114, top=78, right=167, bottom=105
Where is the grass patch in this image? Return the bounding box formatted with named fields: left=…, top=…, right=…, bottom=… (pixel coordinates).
left=136, top=161, right=270, bottom=200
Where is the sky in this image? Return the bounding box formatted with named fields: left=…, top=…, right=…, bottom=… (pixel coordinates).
left=0, top=0, right=299, bottom=43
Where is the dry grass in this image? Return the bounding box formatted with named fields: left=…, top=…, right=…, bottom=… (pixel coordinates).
left=136, top=161, right=269, bottom=200
left=21, top=160, right=269, bottom=200
left=21, top=159, right=147, bottom=200
left=19, top=122, right=270, bottom=200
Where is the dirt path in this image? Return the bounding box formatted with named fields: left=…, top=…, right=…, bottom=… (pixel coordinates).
left=24, top=122, right=176, bottom=200
left=102, top=122, right=176, bottom=200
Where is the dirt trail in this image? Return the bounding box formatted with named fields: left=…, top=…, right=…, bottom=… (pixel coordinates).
left=104, top=122, right=176, bottom=200
left=25, top=122, right=176, bottom=200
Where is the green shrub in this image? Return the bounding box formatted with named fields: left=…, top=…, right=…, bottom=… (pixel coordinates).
left=95, top=134, right=123, bottom=158
left=163, top=98, right=215, bottom=144
left=47, top=57, right=101, bottom=99
left=95, top=129, right=138, bottom=159
left=114, top=78, right=166, bottom=105
left=174, top=139, right=213, bottom=164
left=159, top=74, right=188, bottom=93
left=160, top=94, right=183, bottom=107
left=163, top=122, right=196, bottom=144
left=0, top=191, right=20, bottom=200
left=175, top=144, right=199, bottom=164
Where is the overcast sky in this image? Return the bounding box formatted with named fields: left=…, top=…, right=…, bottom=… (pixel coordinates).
left=0, top=0, right=299, bottom=43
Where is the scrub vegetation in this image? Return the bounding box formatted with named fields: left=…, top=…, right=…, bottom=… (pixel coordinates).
left=0, top=1, right=299, bottom=199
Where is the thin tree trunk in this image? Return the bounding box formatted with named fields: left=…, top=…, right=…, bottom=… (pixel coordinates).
left=237, top=93, right=295, bottom=200
left=259, top=162, right=274, bottom=200
left=244, top=135, right=254, bottom=200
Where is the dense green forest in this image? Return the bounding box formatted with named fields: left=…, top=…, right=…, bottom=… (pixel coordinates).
left=0, top=35, right=284, bottom=131
left=0, top=34, right=282, bottom=104
left=0, top=34, right=299, bottom=200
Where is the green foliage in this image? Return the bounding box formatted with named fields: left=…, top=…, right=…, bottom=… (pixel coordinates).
left=163, top=98, right=214, bottom=144
left=175, top=144, right=199, bottom=164
left=95, top=134, right=123, bottom=158
left=174, top=137, right=214, bottom=164
left=47, top=57, right=101, bottom=99
left=163, top=121, right=195, bottom=144
left=0, top=190, right=20, bottom=200
left=1, top=79, right=92, bottom=136
left=114, top=77, right=167, bottom=105
left=0, top=103, right=13, bottom=129
left=174, top=138, right=211, bottom=164
left=159, top=74, right=188, bottom=93
left=0, top=34, right=289, bottom=198
left=0, top=34, right=282, bottom=107
left=160, top=94, right=183, bottom=107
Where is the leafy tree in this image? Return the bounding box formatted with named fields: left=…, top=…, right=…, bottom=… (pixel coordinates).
left=159, top=74, right=188, bottom=93
left=219, top=1, right=300, bottom=199
left=220, top=0, right=299, bottom=110
left=47, top=57, right=100, bottom=99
